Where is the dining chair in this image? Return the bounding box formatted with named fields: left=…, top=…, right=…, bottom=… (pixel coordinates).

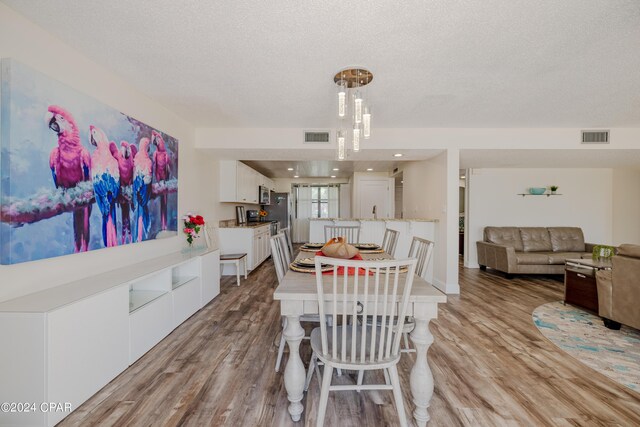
left=281, top=226, right=294, bottom=258
left=308, top=256, right=417, bottom=427
left=271, top=233, right=320, bottom=372
left=381, top=228, right=400, bottom=257
left=324, top=225, right=361, bottom=244
left=398, top=236, right=435, bottom=353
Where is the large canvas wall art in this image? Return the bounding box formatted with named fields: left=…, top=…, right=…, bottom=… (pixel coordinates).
left=0, top=59, right=178, bottom=265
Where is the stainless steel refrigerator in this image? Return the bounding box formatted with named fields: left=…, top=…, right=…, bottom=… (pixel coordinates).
left=263, top=192, right=290, bottom=231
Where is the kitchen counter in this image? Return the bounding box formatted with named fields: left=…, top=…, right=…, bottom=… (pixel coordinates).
left=219, top=223, right=271, bottom=229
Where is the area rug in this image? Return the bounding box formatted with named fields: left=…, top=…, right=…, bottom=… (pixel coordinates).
left=532, top=301, right=640, bottom=392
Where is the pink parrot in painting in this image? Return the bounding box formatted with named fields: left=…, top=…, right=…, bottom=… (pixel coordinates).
left=46, top=105, right=92, bottom=252
left=110, top=140, right=137, bottom=244
left=151, top=130, right=170, bottom=230
left=132, top=137, right=152, bottom=242
left=89, top=126, right=120, bottom=247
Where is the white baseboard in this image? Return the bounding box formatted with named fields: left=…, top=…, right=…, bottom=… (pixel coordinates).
left=433, top=278, right=460, bottom=295
left=464, top=262, right=480, bottom=269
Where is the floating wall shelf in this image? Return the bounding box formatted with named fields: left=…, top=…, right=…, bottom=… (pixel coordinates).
left=517, top=193, right=562, bottom=197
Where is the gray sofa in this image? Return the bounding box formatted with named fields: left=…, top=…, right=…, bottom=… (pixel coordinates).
left=476, top=227, right=595, bottom=277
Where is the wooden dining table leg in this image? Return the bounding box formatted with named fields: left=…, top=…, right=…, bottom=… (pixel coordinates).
left=283, top=313, right=306, bottom=422
left=409, top=303, right=438, bottom=427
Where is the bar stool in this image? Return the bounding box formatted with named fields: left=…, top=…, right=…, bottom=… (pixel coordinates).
left=220, top=253, right=248, bottom=286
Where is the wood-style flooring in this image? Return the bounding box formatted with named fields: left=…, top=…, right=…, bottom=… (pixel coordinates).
left=59, top=255, right=640, bottom=426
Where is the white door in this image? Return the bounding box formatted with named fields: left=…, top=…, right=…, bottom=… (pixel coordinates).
left=358, top=178, right=393, bottom=219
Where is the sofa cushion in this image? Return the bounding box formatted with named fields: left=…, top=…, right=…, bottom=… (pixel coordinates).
left=547, top=252, right=590, bottom=265
left=516, top=253, right=550, bottom=265
left=520, top=227, right=552, bottom=252
left=484, top=227, right=524, bottom=251
left=548, top=227, right=585, bottom=252
left=617, top=244, right=640, bottom=259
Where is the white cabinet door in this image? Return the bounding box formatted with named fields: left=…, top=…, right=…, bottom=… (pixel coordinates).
left=129, top=293, right=173, bottom=363
left=219, top=160, right=238, bottom=202
left=201, top=250, right=220, bottom=305
left=47, top=286, right=129, bottom=426
left=172, top=278, right=202, bottom=328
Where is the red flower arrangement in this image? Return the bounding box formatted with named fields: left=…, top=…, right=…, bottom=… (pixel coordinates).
left=183, top=213, right=205, bottom=245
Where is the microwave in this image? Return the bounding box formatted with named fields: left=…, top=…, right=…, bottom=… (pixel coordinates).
left=259, top=186, right=270, bottom=205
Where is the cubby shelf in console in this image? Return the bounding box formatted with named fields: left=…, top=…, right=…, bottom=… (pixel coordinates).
left=129, top=290, right=168, bottom=313
left=171, top=276, right=197, bottom=290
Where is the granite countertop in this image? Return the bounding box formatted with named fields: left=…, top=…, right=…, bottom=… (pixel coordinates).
left=309, top=218, right=439, bottom=222
left=219, top=222, right=271, bottom=229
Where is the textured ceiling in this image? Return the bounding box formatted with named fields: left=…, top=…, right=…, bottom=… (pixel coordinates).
left=4, top=0, right=640, bottom=128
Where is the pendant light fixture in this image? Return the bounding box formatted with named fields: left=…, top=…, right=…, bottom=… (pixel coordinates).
left=334, top=68, right=372, bottom=160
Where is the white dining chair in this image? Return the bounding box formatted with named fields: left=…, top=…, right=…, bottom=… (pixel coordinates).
left=324, top=225, right=361, bottom=244
left=308, top=256, right=417, bottom=427
left=381, top=228, right=400, bottom=257
left=398, top=236, right=435, bottom=353
left=271, top=233, right=320, bottom=372
left=281, top=226, right=294, bottom=258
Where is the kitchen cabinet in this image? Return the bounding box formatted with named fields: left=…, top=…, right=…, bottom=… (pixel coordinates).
left=219, top=224, right=272, bottom=275
left=219, top=160, right=267, bottom=204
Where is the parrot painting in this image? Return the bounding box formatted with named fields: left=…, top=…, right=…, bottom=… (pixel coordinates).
left=46, top=105, right=92, bottom=252
left=89, top=125, right=120, bottom=247
left=110, top=140, right=137, bottom=244
left=132, top=137, right=153, bottom=242
left=151, top=130, right=170, bottom=230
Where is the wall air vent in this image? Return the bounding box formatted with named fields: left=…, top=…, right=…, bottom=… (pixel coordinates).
left=303, top=130, right=331, bottom=144
left=581, top=130, right=609, bottom=144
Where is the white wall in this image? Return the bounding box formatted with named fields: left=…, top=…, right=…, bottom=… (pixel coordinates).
left=612, top=169, right=640, bottom=245
left=0, top=4, right=211, bottom=302
left=466, top=168, right=614, bottom=268
left=402, top=152, right=460, bottom=294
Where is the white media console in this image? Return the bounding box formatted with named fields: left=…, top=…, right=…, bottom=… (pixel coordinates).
left=0, top=248, right=220, bottom=426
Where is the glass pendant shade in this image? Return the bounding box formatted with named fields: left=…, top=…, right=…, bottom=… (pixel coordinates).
left=354, top=92, right=363, bottom=124
left=337, top=131, right=345, bottom=160
left=337, top=82, right=346, bottom=117
left=363, top=106, right=371, bottom=139
left=353, top=127, right=361, bottom=152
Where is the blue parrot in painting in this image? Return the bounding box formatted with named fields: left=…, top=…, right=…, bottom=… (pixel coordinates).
left=132, top=137, right=152, bottom=242
left=89, top=125, right=120, bottom=247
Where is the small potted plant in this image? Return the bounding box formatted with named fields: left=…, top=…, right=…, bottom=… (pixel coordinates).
left=549, top=185, right=559, bottom=194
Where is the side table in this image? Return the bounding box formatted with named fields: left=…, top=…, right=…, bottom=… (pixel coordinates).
left=564, top=258, right=612, bottom=312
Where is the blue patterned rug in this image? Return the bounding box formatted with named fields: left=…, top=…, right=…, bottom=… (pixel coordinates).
left=532, top=301, right=640, bottom=392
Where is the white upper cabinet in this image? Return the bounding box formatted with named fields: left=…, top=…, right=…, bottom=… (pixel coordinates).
left=219, top=161, right=268, bottom=204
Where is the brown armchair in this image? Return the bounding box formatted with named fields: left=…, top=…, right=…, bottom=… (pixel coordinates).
left=596, top=244, right=640, bottom=330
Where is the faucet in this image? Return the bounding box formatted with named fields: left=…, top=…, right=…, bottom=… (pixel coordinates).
left=372, top=205, right=377, bottom=219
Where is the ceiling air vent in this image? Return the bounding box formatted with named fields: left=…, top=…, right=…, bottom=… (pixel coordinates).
left=303, top=130, right=331, bottom=144
left=581, top=130, right=609, bottom=144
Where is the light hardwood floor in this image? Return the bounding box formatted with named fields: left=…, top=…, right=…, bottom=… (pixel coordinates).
left=60, top=255, right=640, bottom=426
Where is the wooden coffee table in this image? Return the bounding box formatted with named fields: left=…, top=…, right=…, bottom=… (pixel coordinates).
left=564, top=258, right=612, bottom=312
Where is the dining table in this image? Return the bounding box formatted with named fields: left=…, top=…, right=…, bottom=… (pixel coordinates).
left=273, top=244, right=447, bottom=427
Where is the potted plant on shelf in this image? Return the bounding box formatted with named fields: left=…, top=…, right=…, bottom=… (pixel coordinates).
left=549, top=185, right=559, bottom=194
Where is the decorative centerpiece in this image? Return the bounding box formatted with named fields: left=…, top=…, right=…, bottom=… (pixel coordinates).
left=183, top=213, right=205, bottom=246
left=528, top=187, right=547, bottom=195
left=321, top=237, right=359, bottom=259
left=259, top=209, right=268, bottom=221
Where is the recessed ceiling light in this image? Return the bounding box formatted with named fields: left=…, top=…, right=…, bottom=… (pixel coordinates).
left=287, top=168, right=294, bottom=171
left=331, top=175, right=336, bottom=178
left=293, top=175, right=299, bottom=178
left=366, top=168, right=373, bottom=171
left=460, top=175, right=466, bottom=179
left=332, top=168, right=339, bottom=171
left=394, top=153, right=403, bottom=157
